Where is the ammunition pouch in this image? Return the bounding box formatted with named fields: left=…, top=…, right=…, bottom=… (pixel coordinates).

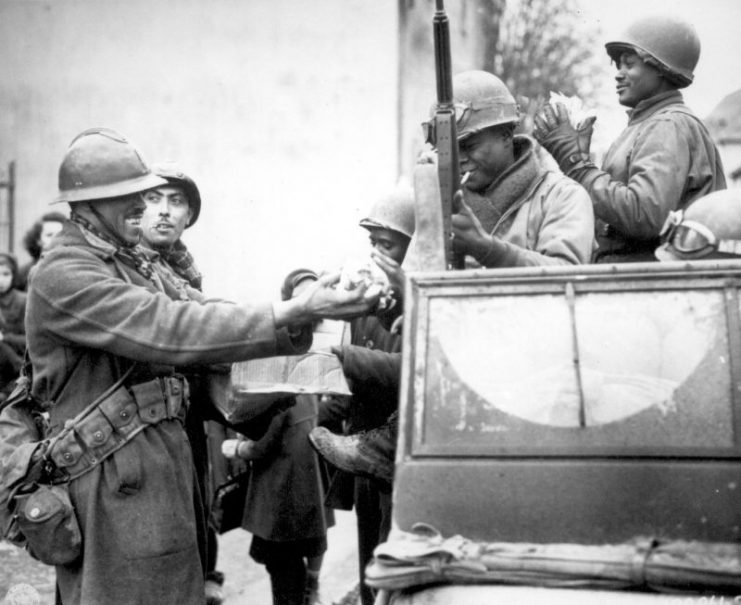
left=12, top=483, right=82, bottom=566
left=4, top=373, right=188, bottom=566
left=46, top=375, right=189, bottom=482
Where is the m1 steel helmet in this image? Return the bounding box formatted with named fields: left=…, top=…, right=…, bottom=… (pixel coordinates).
left=359, top=183, right=415, bottom=240
left=422, top=70, right=519, bottom=146
left=54, top=128, right=167, bottom=204
left=605, top=15, right=700, bottom=88
left=152, top=162, right=202, bottom=228
left=452, top=70, right=520, bottom=141
left=656, top=190, right=741, bottom=261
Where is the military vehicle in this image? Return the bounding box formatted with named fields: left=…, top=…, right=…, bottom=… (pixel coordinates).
left=365, top=258, right=741, bottom=603
left=356, top=2, right=741, bottom=601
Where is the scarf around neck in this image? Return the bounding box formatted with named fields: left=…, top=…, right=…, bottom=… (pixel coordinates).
left=159, top=239, right=203, bottom=291
left=70, top=212, right=155, bottom=282
left=464, top=136, right=544, bottom=233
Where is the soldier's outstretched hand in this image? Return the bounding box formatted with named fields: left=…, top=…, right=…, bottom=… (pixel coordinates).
left=294, top=271, right=380, bottom=322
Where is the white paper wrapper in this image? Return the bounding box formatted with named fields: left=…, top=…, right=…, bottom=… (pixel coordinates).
left=209, top=351, right=352, bottom=424
left=338, top=256, right=395, bottom=310
left=339, top=256, right=389, bottom=289
left=548, top=91, right=595, bottom=129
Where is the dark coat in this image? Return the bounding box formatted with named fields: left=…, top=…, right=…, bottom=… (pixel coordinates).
left=345, top=315, right=401, bottom=432
left=0, top=288, right=26, bottom=355
left=242, top=394, right=334, bottom=542
left=0, top=288, right=26, bottom=386
left=343, top=315, right=401, bottom=605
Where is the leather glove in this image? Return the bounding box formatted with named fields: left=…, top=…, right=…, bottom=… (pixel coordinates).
left=532, top=102, right=596, bottom=178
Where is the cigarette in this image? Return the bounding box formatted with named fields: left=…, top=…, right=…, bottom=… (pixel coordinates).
left=460, top=171, right=471, bottom=186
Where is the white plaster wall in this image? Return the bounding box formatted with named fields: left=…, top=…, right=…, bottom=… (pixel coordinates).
left=0, top=0, right=399, bottom=301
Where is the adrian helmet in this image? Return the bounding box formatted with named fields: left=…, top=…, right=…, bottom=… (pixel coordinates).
left=54, top=128, right=166, bottom=204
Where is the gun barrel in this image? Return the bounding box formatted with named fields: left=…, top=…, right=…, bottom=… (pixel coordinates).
left=433, top=3, right=454, bottom=104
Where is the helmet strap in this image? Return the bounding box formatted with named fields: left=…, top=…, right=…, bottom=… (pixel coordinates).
left=86, top=202, right=139, bottom=249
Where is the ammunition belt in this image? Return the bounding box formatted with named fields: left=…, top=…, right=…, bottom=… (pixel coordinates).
left=46, top=375, right=189, bottom=482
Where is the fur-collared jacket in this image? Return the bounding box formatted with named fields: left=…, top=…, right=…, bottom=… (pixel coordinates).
left=463, top=135, right=595, bottom=268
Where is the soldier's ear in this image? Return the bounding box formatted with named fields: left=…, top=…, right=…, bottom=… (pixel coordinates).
left=505, top=124, right=516, bottom=142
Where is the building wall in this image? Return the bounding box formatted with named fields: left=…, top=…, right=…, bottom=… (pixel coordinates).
left=716, top=141, right=741, bottom=188
left=398, top=0, right=503, bottom=177
left=0, top=0, right=399, bottom=300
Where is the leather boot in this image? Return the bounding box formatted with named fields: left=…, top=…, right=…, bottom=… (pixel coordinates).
left=309, top=414, right=397, bottom=484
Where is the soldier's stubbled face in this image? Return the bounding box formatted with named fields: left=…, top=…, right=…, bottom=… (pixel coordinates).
left=87, top=194, right=147, bottom=245
left=140, top=185, right=193, bottom=251
left=457, top=126, right=514, bottom=193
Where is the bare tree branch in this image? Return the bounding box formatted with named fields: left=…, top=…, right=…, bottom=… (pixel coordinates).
left=490, top=0, right=607, bottom=128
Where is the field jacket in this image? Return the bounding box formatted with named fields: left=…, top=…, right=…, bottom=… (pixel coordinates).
left=581, top=91, right=726, bottom=261
left=463, top=136, right=595, bottom=267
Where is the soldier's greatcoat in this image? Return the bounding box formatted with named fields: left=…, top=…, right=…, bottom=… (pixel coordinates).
left=12, top=222, right=302, bottom=604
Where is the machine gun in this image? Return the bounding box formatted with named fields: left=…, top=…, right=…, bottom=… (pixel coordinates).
left=432, top=0, right=464, bottom=270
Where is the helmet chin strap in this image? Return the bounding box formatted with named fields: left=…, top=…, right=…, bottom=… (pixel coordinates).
left=86, top=202, right=139, bottom=248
